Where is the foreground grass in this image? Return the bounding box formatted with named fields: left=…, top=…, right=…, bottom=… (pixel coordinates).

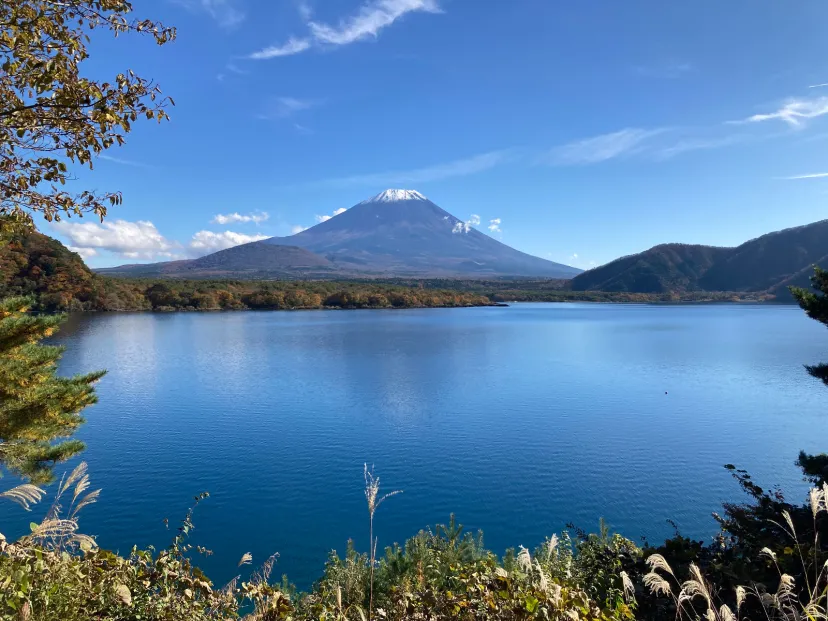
left=0, top=465, right=633, bottom=621
left=3, top=462, right=828, bottom=621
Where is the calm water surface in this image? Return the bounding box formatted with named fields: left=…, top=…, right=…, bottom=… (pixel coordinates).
left=1, top=303, right=824, bottom=587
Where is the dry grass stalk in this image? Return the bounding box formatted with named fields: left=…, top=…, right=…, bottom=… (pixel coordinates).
left=363, top=464, right=402, bottom=621
left=0, top=484, right=45, bottom=511
left=620, top=570, right=635, bottom=603
left=644, top=484, right=828, bottom=621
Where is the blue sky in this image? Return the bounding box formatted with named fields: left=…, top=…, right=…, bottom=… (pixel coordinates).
left=50, top=0, right=828, bottom=269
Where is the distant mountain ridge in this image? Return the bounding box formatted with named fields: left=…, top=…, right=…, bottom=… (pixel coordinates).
left=571, top=219, right=828, bottom=297
left=101, top=190, right=581, bottom=279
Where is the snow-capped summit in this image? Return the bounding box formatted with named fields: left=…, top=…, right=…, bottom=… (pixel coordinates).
left=105, top=188, right=583, bottom=279
left=361, top=189, right=428, bottom=204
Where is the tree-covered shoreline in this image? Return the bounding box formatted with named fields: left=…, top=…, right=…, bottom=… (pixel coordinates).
left=0, top=228, right=778, bottom=312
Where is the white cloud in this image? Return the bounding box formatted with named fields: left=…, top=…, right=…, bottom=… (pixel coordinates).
left=545, top=128, right=667, bottom=165
left=314, top=206, right=349, bottom=223
left=488, top=218, right=502, bottom=233
left=67, top=246, right=98, bottom=259
left=188, top=231, right=269, bottom=255
left=249, top=0, right=440, bottom=60
left=291, top=225, right=308, bottom=234
left=53, top=219, right=179, bottom=260
left=326, top=150, right=512, bottom=186
left=249, top=37, right=311, bottom=59
left=809, top=83, right=828, bottom=89
left=452, top=214, right=480, bottom=234
left=258, top=96, right=317, bottom=120
left=783, top=172, right=828, bottom=180
left=56, top=219, right=273, bottom=261
left=731, top=96, right=828, bottom=127
left=211, top=211, right=269, bottom=225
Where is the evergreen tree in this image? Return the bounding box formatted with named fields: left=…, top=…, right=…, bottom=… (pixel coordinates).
left=791, top=267, right=828, bottom=385
left=0, top=296, right=104, bottom=484
left=790, top=267, right=828, bottom=483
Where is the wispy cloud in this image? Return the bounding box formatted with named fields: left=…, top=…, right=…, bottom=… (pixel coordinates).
left=654, top=134, right=749, bottom=159
left=309, top=0, right=440, bottom=45
left=543, top=126, right=763, bottom=165
left=249, top=0, right=440, bottom=59
left=249, top=37, right=311, bottom=60
left=783, top=172, right=828, bottom=180
left=296, top=0, right=313, bottom=20
left=257, top=96, right=318, bottom=120
left=809, top=83, right=828, bottom=89
left=729, top=96, right=828, bottom=127
left=98, top=153, right=153, bottom=168
left=632, top=61, right=693, bottom=79
left=544, top=128, right=668, bottom=165
left=291, top=225, right=308, bottom=234
left=174, top=0, right=245, bottom=28
left=325, top=150, right=513, bottom=186
left=216, top=62, right=249, bottom=81
left=225, top=62, right=247, bottom=75
left=211, top=211, right=269, bottom=225
left=488, top=218, right=502, bottom=233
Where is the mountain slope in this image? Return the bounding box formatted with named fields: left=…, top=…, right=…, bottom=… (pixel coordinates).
left=264, top=190, right=580, bottom=278
left=104, top=190, right=581, bottom=279
left=698, top=220, right=828, bottom=292
left=572, top=219, right=828, bottom=294
left=98, top=243, right=335, bottom=278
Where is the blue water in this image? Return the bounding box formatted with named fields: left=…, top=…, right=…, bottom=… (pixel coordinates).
left=0, top=303, right=825, bottom=588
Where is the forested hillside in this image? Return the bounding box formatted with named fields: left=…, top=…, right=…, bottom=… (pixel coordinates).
left=0, top=228, right=149, bottom=311
left=0, top=228, right=494, bottom=311
left=571, top=219, right=828, bottom=297
left=0, top=227, right=779, bottom=311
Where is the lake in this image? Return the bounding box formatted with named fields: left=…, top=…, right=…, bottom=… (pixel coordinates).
left=0, top=303, right=825, bottom=589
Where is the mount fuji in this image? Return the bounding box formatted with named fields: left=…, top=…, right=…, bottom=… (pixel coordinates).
left=100, top=190, right=580, bottom=279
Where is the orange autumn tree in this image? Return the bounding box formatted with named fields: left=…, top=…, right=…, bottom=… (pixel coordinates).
left=0, top=0, right=175, bottom=229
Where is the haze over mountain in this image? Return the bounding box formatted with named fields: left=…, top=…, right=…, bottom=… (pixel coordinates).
left=100, top=190, right=581, bottom=279
left=571, top=219, right=828, bottom=297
